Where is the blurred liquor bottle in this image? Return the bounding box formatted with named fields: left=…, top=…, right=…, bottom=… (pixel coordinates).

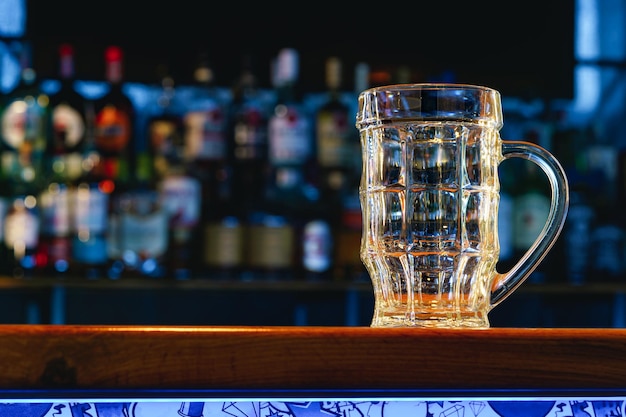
left=227, top=54, right=270, bottom=182
left=70, top=106, right=111, bottom=279
left=159, top=158, right=202, bottom=280
left=150, top=59, right=221, bottom=280
left=300, top=56, right=356, bottom=281
left=512, top=162, right=551, bottom=284
left=183, top=52, right=229, bottom=194
left=145, top=66, right=186, bottom=183
left=315, top=57, right=351, bottom=194
left=72, top=45, right=134, bottom=279
left=202, top=55, right=269, bottom=280
left=247, top=48, right=312, bottom=280
left=202, top=176, right=243, bottom=280
left=226, top=54, right=270, bottom=210
left=589, top=199, right=624, bottom=282
left=586, top=125, right=624, bottom=283
left=545, top=114, right=586, bottom=284
left=114, top=165, right=168, bottom=279
left=560, top=172, right=595, bottom=285
left=0, top=41, right=48, bottom=278
left=38, top=43, right=90, bottom=276
left=507, top=111, right=558, bottom=283
left=297, top=182, right=334, bottom=281
left=179, top=53, right=236, bottom=279
left=267, top=48, right=313, bottom=186
left=3, top=191, right=41, bottom=278
left=333, top=62, right=370, bottom=282
left=178, top=52, right=231, bottom=273
left=92, top=45, right=134, bottom=187
left=114, top=66, right=175, bottom=278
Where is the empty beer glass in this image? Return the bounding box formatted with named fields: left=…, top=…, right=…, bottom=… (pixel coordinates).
left=357, top=84, right=569, bottom=328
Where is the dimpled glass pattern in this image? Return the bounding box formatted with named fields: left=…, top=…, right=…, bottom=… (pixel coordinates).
left=358, top=84, right=503, bottom=328
left=360, top=120, right=500, bottom=328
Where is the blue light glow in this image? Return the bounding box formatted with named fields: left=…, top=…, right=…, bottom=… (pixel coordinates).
left=0, top=0, right=26, bottom=38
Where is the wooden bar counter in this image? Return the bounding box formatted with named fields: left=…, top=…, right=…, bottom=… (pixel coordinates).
left=1, top=325, right=625, bottom=394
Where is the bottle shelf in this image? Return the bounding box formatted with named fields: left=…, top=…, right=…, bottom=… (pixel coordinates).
left=1, top=276, right=625, bottom=327
left=0, top=275, right=372, bottom=292
left=1, top=275, right=624, bottom=294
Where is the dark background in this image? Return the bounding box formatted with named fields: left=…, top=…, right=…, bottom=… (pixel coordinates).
left=25, top=1, right=575, bottom=97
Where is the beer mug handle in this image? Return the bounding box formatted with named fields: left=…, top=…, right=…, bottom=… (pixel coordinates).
left=491, top=141, right=570, bottom=307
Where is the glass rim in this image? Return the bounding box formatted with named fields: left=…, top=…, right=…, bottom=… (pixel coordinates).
left=356, top=82, right=503, bottom=128
left=358, top=82, right=499, bottom=95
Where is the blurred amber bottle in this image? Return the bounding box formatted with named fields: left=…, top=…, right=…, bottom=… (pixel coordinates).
left=73, top=45, right=134, bottom=279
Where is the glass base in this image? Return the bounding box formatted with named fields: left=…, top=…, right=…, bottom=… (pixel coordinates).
left=371, top=311, right=490, bottom=329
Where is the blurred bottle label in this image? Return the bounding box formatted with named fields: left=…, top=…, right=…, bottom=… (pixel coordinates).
left=248, top=217, right=293, bottom=268
left=119, top=196, right=168, bottom=258
left=513, top=193, right=550, bottom=249
left=148, top=118, right=184, bottom=178
left=232, top=107, right=267, bottom=161
left=39, top=185, right=71, bottom=236
left=204, top=219, right=243, bottom=267
left=184, top=109, right=225, bottom=160
left=1, top=99, right=47, bottom=150
left=302, top=220, right=332, bottom=272
left=268, top=107, right=310, bottom=165
left=94, top=106, right=131, bottom=153
left=73, top=186, right=108, bottom=232
left=52, top=103, right=85, bottom=149
left=160, top=176, right=201, bottom=228
left=4, top=200, right=39, bottom=250
left=317, top=110, right=350, bottom=168
left=72, top=186, right=109, bottom=263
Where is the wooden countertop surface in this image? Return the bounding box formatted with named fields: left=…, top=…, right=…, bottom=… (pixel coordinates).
left=0, top=325, right=625, bottom=393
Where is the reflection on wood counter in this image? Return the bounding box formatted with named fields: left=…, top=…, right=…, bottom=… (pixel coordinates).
left=0, top=325, right=625, bottom=392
